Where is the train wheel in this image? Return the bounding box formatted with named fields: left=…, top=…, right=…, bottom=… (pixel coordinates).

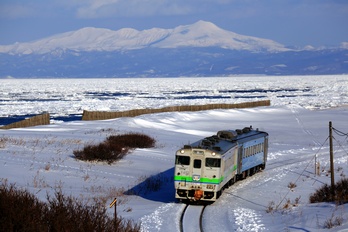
left=216, top=190, right=222, bottom=199
left=250, top=167, right=255, bottom=176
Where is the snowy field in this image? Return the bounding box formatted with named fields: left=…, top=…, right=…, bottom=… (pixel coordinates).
left=1, top=75, right=348, bottom=231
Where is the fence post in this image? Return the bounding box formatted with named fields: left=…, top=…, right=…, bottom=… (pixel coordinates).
left=109, top=198, right=117, bottom=229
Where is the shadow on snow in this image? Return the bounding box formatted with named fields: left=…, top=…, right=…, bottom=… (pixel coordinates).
left=124, top=167, right=176, bottom=203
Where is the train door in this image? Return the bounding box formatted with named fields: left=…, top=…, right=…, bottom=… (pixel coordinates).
left=237, top=145, right=243, bottom=175
left=233, top=148, right=238, bottom=172
left=192, top=158, right=203, bottom=182
left=263, top=136, right=269, bottom=167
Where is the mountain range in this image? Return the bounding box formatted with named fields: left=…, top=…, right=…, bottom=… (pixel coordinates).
left=0, top=20, right=347, bottom=77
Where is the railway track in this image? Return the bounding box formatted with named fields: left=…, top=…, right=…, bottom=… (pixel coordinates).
left=180, top=204, right=206, bottom=232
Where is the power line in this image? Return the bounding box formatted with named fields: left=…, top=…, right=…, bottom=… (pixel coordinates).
left=275, top=123, right=346, bottom=210
left=333, top=127, right=348, bottom=137
left=332, top=126, right=348, bottom=157
left=333, top=137, right=348, bottom=157
left=276, top=135, right=329, bottom=210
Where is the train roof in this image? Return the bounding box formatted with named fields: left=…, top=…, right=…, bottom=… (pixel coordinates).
left=184, top=126, right=268, bottom=155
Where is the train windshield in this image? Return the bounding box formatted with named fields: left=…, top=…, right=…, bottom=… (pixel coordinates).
left=193, top=159, right=201, bottom=168
left=176, top=155, right=190, bottom=165
left=206, top=158, right=221, bottom=168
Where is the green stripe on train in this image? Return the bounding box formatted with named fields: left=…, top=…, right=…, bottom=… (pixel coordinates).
left=174, top=176, right=224, bottom=184
left=174, top=165, right=237, bottom=184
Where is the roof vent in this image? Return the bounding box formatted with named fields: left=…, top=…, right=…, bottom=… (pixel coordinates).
left=201, top=139, right=212, bottom=147
left=217, top=130, right=237, bottom=140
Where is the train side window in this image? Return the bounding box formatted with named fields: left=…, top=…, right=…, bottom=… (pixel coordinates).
left=206, top=158, right=221, bottom=168
left=194, top=159, right=201, bottom=168
left=176, top=156, right=190, bottom=165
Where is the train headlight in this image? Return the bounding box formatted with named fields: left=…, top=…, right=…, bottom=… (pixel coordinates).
left=207, top=185, right=214, bottom=189
left=212, top=152, right=216, bottom=156
left=180, top=149, right=185, bottom=154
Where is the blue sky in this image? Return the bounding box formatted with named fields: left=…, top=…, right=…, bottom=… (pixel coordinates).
left=0, top=0, right=347, bottom=47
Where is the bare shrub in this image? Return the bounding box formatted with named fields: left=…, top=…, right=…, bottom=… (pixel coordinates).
left=0, top=137, right=7, bottom=148
left=44, top=163, right=51, bottom=171
left=282, top=199, right=292, bottom=209
left=310, top=178, right=348, bottom=204
left=294, top=196, right=301, bottom=206
left=266, top=201, right=275, bottom=213
left=106, top=133, right=155, bottom=149
left=33, top=171, right=49, bottom=188
left=266, top=196, right=301, bottom=214
left=88, top=185, right=129, bottom=206
left=73, top=132, right=155, bottom=164
left=0, top=182, right=47, bottom=231
left=323, top=213, right=343, bottom=229
left=287, top=182, right=297, bottom=190
left=83, top=173, right=90, bottom=181
left=0, top=182, right=140, bottom=232
left=74, top=142, right=128, bottom=164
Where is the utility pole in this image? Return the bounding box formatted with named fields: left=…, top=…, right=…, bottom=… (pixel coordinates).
left=329, top=121, right=335, bottom=194
left=315, top=154, right=320, bottom=176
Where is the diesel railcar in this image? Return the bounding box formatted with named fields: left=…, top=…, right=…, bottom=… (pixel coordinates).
left=174, top=126, right=268, bottom=202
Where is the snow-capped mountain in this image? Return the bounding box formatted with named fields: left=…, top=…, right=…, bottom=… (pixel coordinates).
left=0, top=21, right=289, bottom=54
left=0, top=21, right=347, bottom=77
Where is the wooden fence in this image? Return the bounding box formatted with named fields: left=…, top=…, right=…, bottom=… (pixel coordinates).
left=1, top=113, right=50, bottom=129
left=0, top=100, right=271, bottom=128
left=82, top=100, right=271, bottom=121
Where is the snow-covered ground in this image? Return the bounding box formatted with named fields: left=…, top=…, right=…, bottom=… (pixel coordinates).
left=1, top=75, right=348, bottom=231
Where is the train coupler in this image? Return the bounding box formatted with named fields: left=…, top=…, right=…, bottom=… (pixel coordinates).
left=194, top=189, right=203, bottom=200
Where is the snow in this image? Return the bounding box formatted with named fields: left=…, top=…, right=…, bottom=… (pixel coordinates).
left=1, top=75, right=348, bottom=231
left=0, top=21, right=288, bottom=54
left=1, top=75, right=347, bottom=121
left=182, top=205, right=203, bottom=232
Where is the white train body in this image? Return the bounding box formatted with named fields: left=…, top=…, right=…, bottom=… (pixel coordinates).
left=174, top=126, right=268, bottom=202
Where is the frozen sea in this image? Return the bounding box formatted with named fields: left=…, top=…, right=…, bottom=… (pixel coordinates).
left=0, top=75, right=347, bottom=126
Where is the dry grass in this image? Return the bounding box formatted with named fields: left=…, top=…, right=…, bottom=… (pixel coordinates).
left=309, top=178, right=348, bottom=204
left=0, top=137, right=7, bottom=148
left=0, top=182, right=140, bottom=232
left=287, top=182, right=297, bottom=190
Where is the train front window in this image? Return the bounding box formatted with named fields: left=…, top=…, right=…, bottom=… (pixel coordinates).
left=193, top=159, right=201, bottom=169
left=206, top=158, right=221, bottom=168
left=176, top=155, right=190, bottom=165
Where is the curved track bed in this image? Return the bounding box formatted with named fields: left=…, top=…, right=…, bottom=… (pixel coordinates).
left=180, top=204, right=206, bottom=232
